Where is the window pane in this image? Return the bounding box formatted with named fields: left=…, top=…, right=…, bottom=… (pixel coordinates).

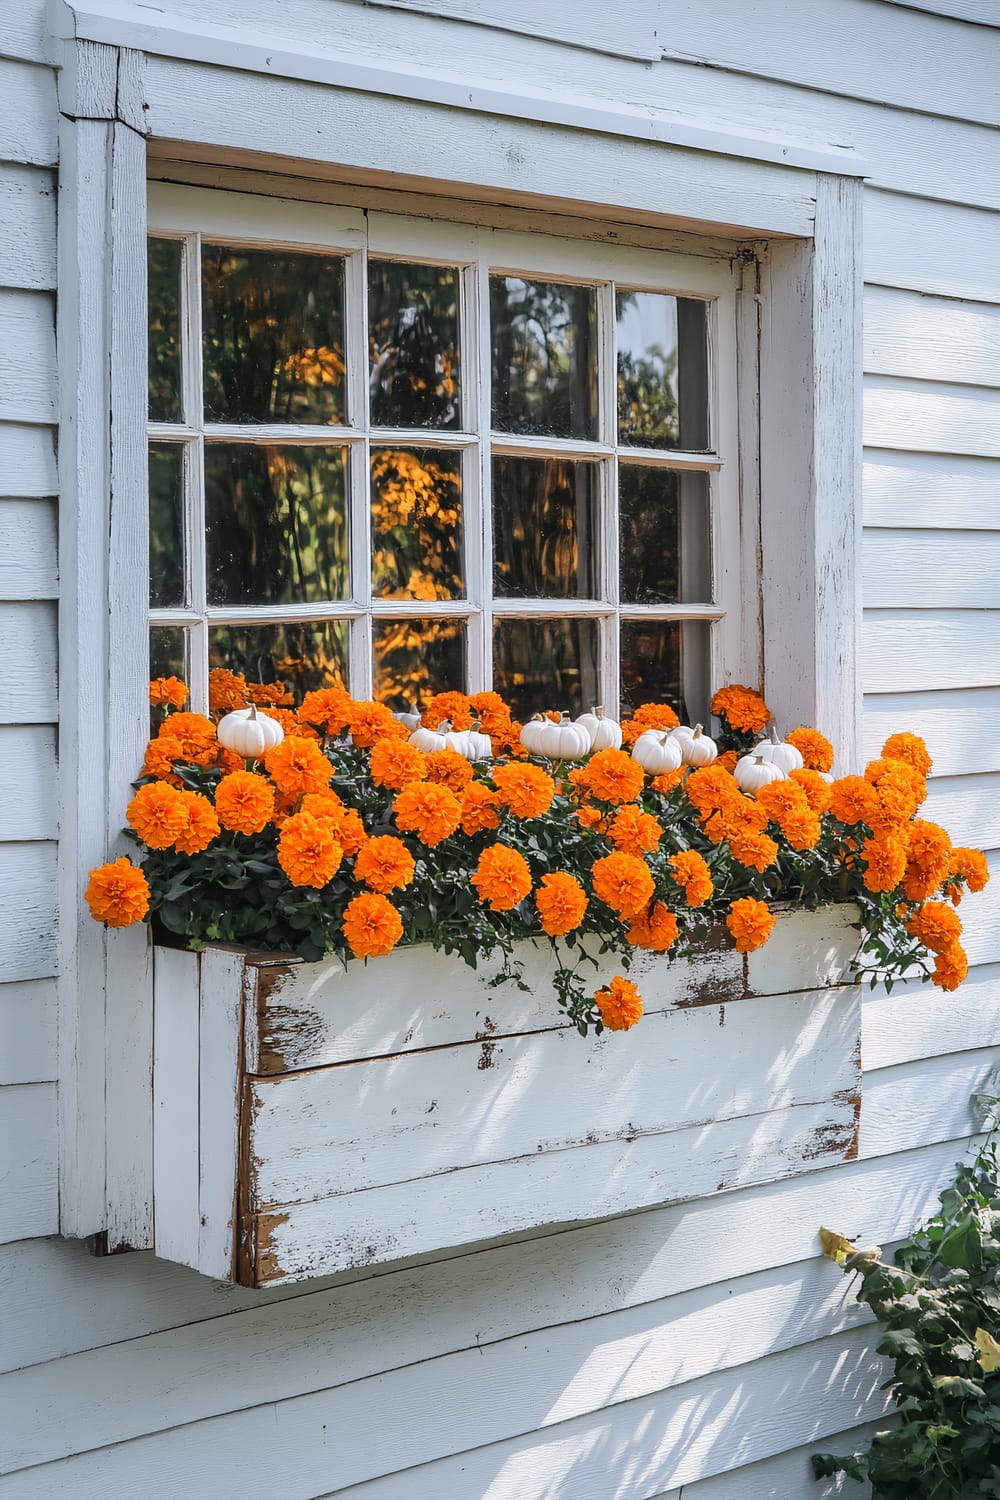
left=371, top=448, right=464, bottom=601
left=205, top=445, right=349, bottom=607
left=368, top=261, right=460, bottom=429
left=493, top=457, right=598, bottom=600
left=373, top=618, right=466, bottom=711
left=148, top=238, right=183, bottom=423
left=493, top=617, right=600, bottom=722
left=619, top=468, right=711, bottom=605
left=620, top=619, right=711, bottom=725
left=209, top=620, right=348, bottom=704
left=201, top=244, right=346, bottom=424
left=150, top=625, right=187, bottom=683
left=491, top=276, right=597, bottom=439
left=149, top=443, right=186, bottom=608
left=616, top=292, right=709, bottom=451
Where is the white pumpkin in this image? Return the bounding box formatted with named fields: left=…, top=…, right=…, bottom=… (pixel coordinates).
left=519, top=714, right=550, bottom=756
left=631, top=729, right=683, bottom=776
left=445, top=723, right=493, bottom=762
left=216, top=703, right=285, bottom=759
left=408, top=720, right=452, bottom=754
left=680, top=724, right=718, bottom=768
left=393, top=703, right=422, bottom=731
left=671, top=724, right=695, bottom=741
left=735, top=753, right=786, bottom=794
left=575, top=706, right=623, bottom=752
left=536, top=713, right=592, bottom=760
left=751, top=725, right=804, bottom=775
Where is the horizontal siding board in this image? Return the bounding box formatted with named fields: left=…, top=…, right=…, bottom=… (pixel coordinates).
left=880, top=0, right=999, bottom=24
left=0, top=726, right=58, bottom=840
left=0, top=1082, right=57, bottom=1243
left=862, top=611, right=1000, bottom=692
left=863, top=529, right=1000, bottom=608
left=863, top=688, right=1000, bottom=775
left=367, top=0, right=661, bottom=60
left=0, top=61, right=58, bottom=168
left=864, top=285, right=1000, bottom=387
left=863, top=963, right=1000, bottom=1071
left=860, top=1045, right=1000, bottom=1158
left=949, top=854, right=1000, bottom=965
left=0, top=1, right=47, bottom=66
left=864, top=377, right=1000, bottom=459
left=863, top=451, right=1000, bottom=531
left=0, top=601, right=57, bottom=721
left=0, top=841, right=57, bottom=982
left=0, top=500, right=57, bottom=599
left=865, top=189, right=1000, bottom=302
left=0, top=424, right=57, bottom=497
left=0, top=166, right=56, bottom=291
left=922, top=772, right=1000, bottom=850
left=0, top=290, right=55, bottom=423
left=0, top=979, right=56, bottom=1085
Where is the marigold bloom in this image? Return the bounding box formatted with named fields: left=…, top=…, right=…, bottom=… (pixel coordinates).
left=277, top=812, right=343, bottom=888
left=729, top=831, right=780, bottom=872
left=575, top=803, right=605, bottom=830
left=126, top=781, right=189, bottom=849
left=716, top=750, right=739, bottom=774
left=421, top=690, right=473, bottom=732
left=882, top=731, right=932, bottom=779
left=667, top=850, right=713, bottom=906
left=492, top=761, right=556, bottom=819
left=394, top=782, right=462, bottom=847
left=594, top=976, right=644, bottom=1031
left=685, top=765, right=741, bottom=819
left=591, top=850, right=655, bottom=917
left=579, top=749, right=645, bottom=805
left=246, top=681, right=295, bottom=707
left=950, top=847, right=989, bottom=893
left=149, top=675, right=188, bottom=710
left=726, top=897, right=775, bottom=953
left=471, top=843, right=532, bottom=911
left=174, top=791, right=221, bottom=855
left=907, top=901, right=962, bottom=955
left=931, top=942, right=968, bottom=992
left=343, top=891, right=404, bottom=958
left=459, top=782, right=501, bottom=836
left=829, top=775, right=879, bottom=827
left=469, top=691, right=512, bottom=738
left=264, top=736, right=333, bottom=799
left=901, top=819, right=952, bottom=902
left=85, top=857, right=150, bottom=927
left=865, top=758, right=926, bottom=834
left=214, top=770, right=275, bottom=836
left=790, top=768, right=833, bottom=815
left=608, top=804, right=663, bottom=857
left=348, top=701, right=407, bottom=748
left=258, top=708, right=304, bottom=738
left=369, top=736, right=427, bottom=791
left=142, top=734, right=184, bottom=783
left=652, top=767, right=688, bottom=795
left=785, top=727, right=834, bottom=773
left=157, top=711, right=218, bottom=766
left=620, top=702, right=680, bottom=746
left=861, top=833, right=908, bottom=893
left=627, top=902, right=679, bottom=952
left=297, top=685, right=355, bottom=735
left=208, top=668, right=248, bottom=713
left=424, top=748, right=474, bottom=795
left=535, top=872, right=588, bottom=936
left=354, top=835, right=415, bottom=894
left=321, top=803, right=368, bottom=857
left=710, top=685, right=770, bottom=735
left=299, top=789, right=345, bottom=819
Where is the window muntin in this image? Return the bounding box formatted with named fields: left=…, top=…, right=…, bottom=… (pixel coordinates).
left=146, top=193, right=737, bottom=724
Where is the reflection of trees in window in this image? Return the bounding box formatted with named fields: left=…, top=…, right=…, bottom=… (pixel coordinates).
left=491, top=277, right=597, bottom=439
left=209, top=621, right=349, bottom=698
left=368, top=263, right=460, bottom=429
left=371, top=449, right=464, bottom=601
left=148, top=239, right=182, bottom=422
left=615, top=289, right=679, bottom=448
left=493, top=457, right=596, bottom=599
left=373, top=618, right=465, bottom=712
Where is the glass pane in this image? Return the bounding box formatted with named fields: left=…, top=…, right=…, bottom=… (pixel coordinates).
left=148, top=238, right=183, bottom=423
left=371, top=448, right=464, bottom=601
left=201, top=244, right=346, bottom=424
left=491, top=276, right=597, bottom=439
left=493, top=617, right=600, bottom=722
left=209, top=620, right=349, bottom=704
left=619, top=468, right=711, bottom=605
left=149, top=443, right=186, bottom=608
left=368, top=261, right=460, bottom=429
left=493, top=457, right=598, bottom=600
left=205, top=445, right=348, bottom=607
left=616, top=292, right=710, bottom=451
left=620, top=619, right=711, bottom=726
left=373, top=618, right=466, bottom=711
left=150, top=625, right=187, bottom=683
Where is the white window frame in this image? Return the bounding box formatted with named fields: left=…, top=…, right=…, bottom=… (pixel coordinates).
left=49, top=9, right=863, bottom=1251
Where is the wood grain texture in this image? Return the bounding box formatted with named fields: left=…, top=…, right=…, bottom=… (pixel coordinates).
left=0, top=60, right=57, bottom=166
left=864, top=285, right=1000, bottom=387
left=881, top=0, right=997, bottom=21
left=863, top=688, right=1000, bottom=776
left=923, top=772, right=1000, bottom=850
left=0, top=601, right=56, bottom=721
left=0, top=499, right=57, bottom=599
left=0, top=0, right=47, bottom=66
left=366, top=0, right=661, bottom=60
left=864, top=528, right=1000, bottom=608
left=865, top=377, right=1000, bottom=459
left=862, top=611, right=1000, bottom=693
left=152, top=947, right=201, bottom=1270
left=0, top=979, right=56, bottom=1085
left=949, top=854, right=1000, bottom=967
left=0, top=841, right=57, bottom=982
left=865, top=189, right=1000, bottom=302
left=0, top=289, right=56, bottom=423
left=0, top=165, right=55, bottom=291
left=0, top=726, right=58, bottom=839
left=0, top=422, right=56, bottom=497
left=0, top=1082, right=57, bottom=1243
left=859, top=1045, right=1000, bottom=1158
left=863, top=450, right=1000, bottom=531
left=864, top=962, right=1000, bottom=1071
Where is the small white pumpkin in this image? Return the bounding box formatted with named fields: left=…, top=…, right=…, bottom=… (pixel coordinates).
left=735, top=753, right=786, bottom=794
left=751, top=725, right=804, bottom=775
left=575, top=706, right=623, bottom=752
left=519, top=714, right=551, bottom=756
left=671, top=724, right=695, bottom=741
left=536, top=713, right=592, bottom=760
left=393, top=703, right=422, bottom=731
left=216, top=702, right=285, bottom=759
left=631, top=729, right=683, bottom=776
left=680, top=723, right=718, bottom=768
left=408, top=720, right=452, bottom=754
left=445, top=722, right=493, bottom=762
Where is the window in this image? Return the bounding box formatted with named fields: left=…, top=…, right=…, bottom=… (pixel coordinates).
left=147, top=186, right=741, bottom=728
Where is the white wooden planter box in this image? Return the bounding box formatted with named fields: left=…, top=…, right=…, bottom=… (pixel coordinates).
left=153, top=906, right=862, bottom=1287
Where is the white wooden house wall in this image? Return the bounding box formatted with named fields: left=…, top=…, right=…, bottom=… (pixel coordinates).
left=1, top=0, right=998, bottom=1492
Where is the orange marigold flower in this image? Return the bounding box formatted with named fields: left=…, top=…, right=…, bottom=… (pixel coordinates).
left=460, top=782, right=501, bottom=836
left=424, top=748, right=475, bottom=795
left=785, top=727, right=834, bottom=773
left=260, top=708, right=307, bottom=739
left=829, top=775, right=879, bottom=827
left=535, top=871, right=588, bottom=936
left=126, top=781, right=189, bottom=849
left=157, top=711, right=218, bottom=766
left=729, top=831, right=780, bottom=872
left=861, top=833, right=908, bottom=893
left=907, top=901, right=962, bottom=955
left=264, top=736, right=333, bottom=799
left=216, top=747, right=246, bottom=775
left=608, top=804, right=663, bottom=857
left=299, top=789, right=345, bottom=819
left=298, top=686, right=355, bottom=735
left=142, top=734, right=184, bottom=783
left=85, top=857, right=150, bottom=927
left=652, top=767, right=688, bottom=795
left=214, top=770, right=275, bottom=836
left=594, top=975, right=644, bottom=1031
left=469, top=692, right=512, bottom=738
left=685, top=765, right=741, bottom=819
left=348, top=701, right=407, bottom=748
left=149, top=675, right=188, bottom=710
left=716, top=750, right=739, bottom=774
left=931, top=942, right=968, bottom=991
left=950, top=847, right=989, bottom=893
left=354, top=835, right=415, bottom=894
left=783, top=812, right=822, bottom=851
left=174, top=791, right=221, bottom=855
left=493, top=761, right=557, bottom=819
left=394, top=782, right=462, bottom=847
left=369, top=736, right=428, bottom=791
left=579, top=749, right=645, bottom=806
left=790, top=768, right=833, bottom=815
left=626, top=901, right=679, bottom=952
left=421, top=691, right=473, bottom=732
left=726, top=897, right=775, bottom=953
left=711, top=685, right=770, bottom=735
left=901, top=819, right=952, bottom=902
left=575, top=803, right=605, bottom=830
left=591, top=850, right=655, bottom=917
left=668, top=850, right=713, bottom=907
left=755, top=779, right=811, bottom=822
left=208, top=667, right=248, bottom=713
left=882, top=732, right=932, bottom=779
left=315, top=801, right=367, bottom=857
left=865, top=758, right=926, bottom=834
left=471, top=843, right=532, bottom=911
left=277, top=811, right=343, bottom=888
left=245, top=681, right=295, bottom=707
left=343, top=891, right=403, bottom=958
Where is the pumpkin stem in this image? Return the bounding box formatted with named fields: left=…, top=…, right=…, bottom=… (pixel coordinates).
left=592, top=705, right=604, bottom=719
left=768, top=724, right=780, bottom=744
left=692, top=723, right=703, bottom=738
left=245, top=701, right=259, bottom=721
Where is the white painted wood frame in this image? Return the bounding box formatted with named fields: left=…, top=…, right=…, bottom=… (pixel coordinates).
left=49, top=9, right=864, bottom=1250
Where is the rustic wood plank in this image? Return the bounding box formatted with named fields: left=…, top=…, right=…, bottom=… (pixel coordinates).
left=197, top=947, right=245, bottom=1280
left=864, top=450, right=1000, bottom=531
left=366, top=0, right=661, bottom=60
left=0, top=422, right=56, bottom=497
left=860, top=1044, right=1000, bottom=1158
left=0, top=726, right=58, bottom=839
left=863, top=689, right=1000, bottom=776
left=864, top=378, right=1000, bottom=459
left=0, top=499, right=57, bottom=599
left=0, top=979, right=56, bottom=1085
left=152, top=947, right=202, bottom=1270
left=0, top=1082, right=57, bottom=1243
left=862, top=612, right=1000, bottom=694
left=864, top=962, right=1000, bottom=1072
left=0, top=841, right=57, bottom=982
left=0, top=165, right=55, bottom=291
left=0, top=0, right=47, bottom=66
left=0, top=601, right=56, bottom=721
left=865, top=188, right=1000, bottom=301
left=864, top=529, right=1000, bottom=609
left=865, top=285, right=1000, bottom=387
left=0, top=59, right=56, bottom=166
left=0, top=289, right=56, bottom=424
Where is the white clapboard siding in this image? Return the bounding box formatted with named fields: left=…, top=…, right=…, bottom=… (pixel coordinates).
left=864, top=286, right=1000, bottom=387
left=0, top=841, right=57, bottom=983
left=0, top=422, right=56, bottom=497
left=367, top=0, right=661, bottom=60
left=0, top=601, right=56, bottom=722
left=860, top=1045, right=1000, bottom=1159
left=0, top=289, right=55, bottom=424
left=864, top=450, right=1000, bottom=531
left=882, top=0, right=997, bottom=23
left=865, top=189, right=1000, bottom=302
left=0, top=726, right=58, bottom=840
left=862, top=612, right=1000, bottom=694
left=0, top=1082, right=57, bottom=1242
left=0, top=979, right=56, bottom=1085
left=864, top=528, right=1000, bottom=609
left=864, top=962, right=1000, bottom=1071
left=948, top=855, right=1000, bottom=965
left=0, top=61, right=58, bottom=168
left=863, top=688, right=1000, bottom=775
left=0, top=2, right=47, bottom=66
left=923, top=772, right=1000, bottom=850
left=864, top=378, right=1000, bottom=459
left=0, top=166, right=55, bottom=291
left=0, top=499, right=56, bottom=599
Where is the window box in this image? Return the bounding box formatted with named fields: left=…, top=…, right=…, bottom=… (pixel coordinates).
left=153, top=905, right=861, bottom=1286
